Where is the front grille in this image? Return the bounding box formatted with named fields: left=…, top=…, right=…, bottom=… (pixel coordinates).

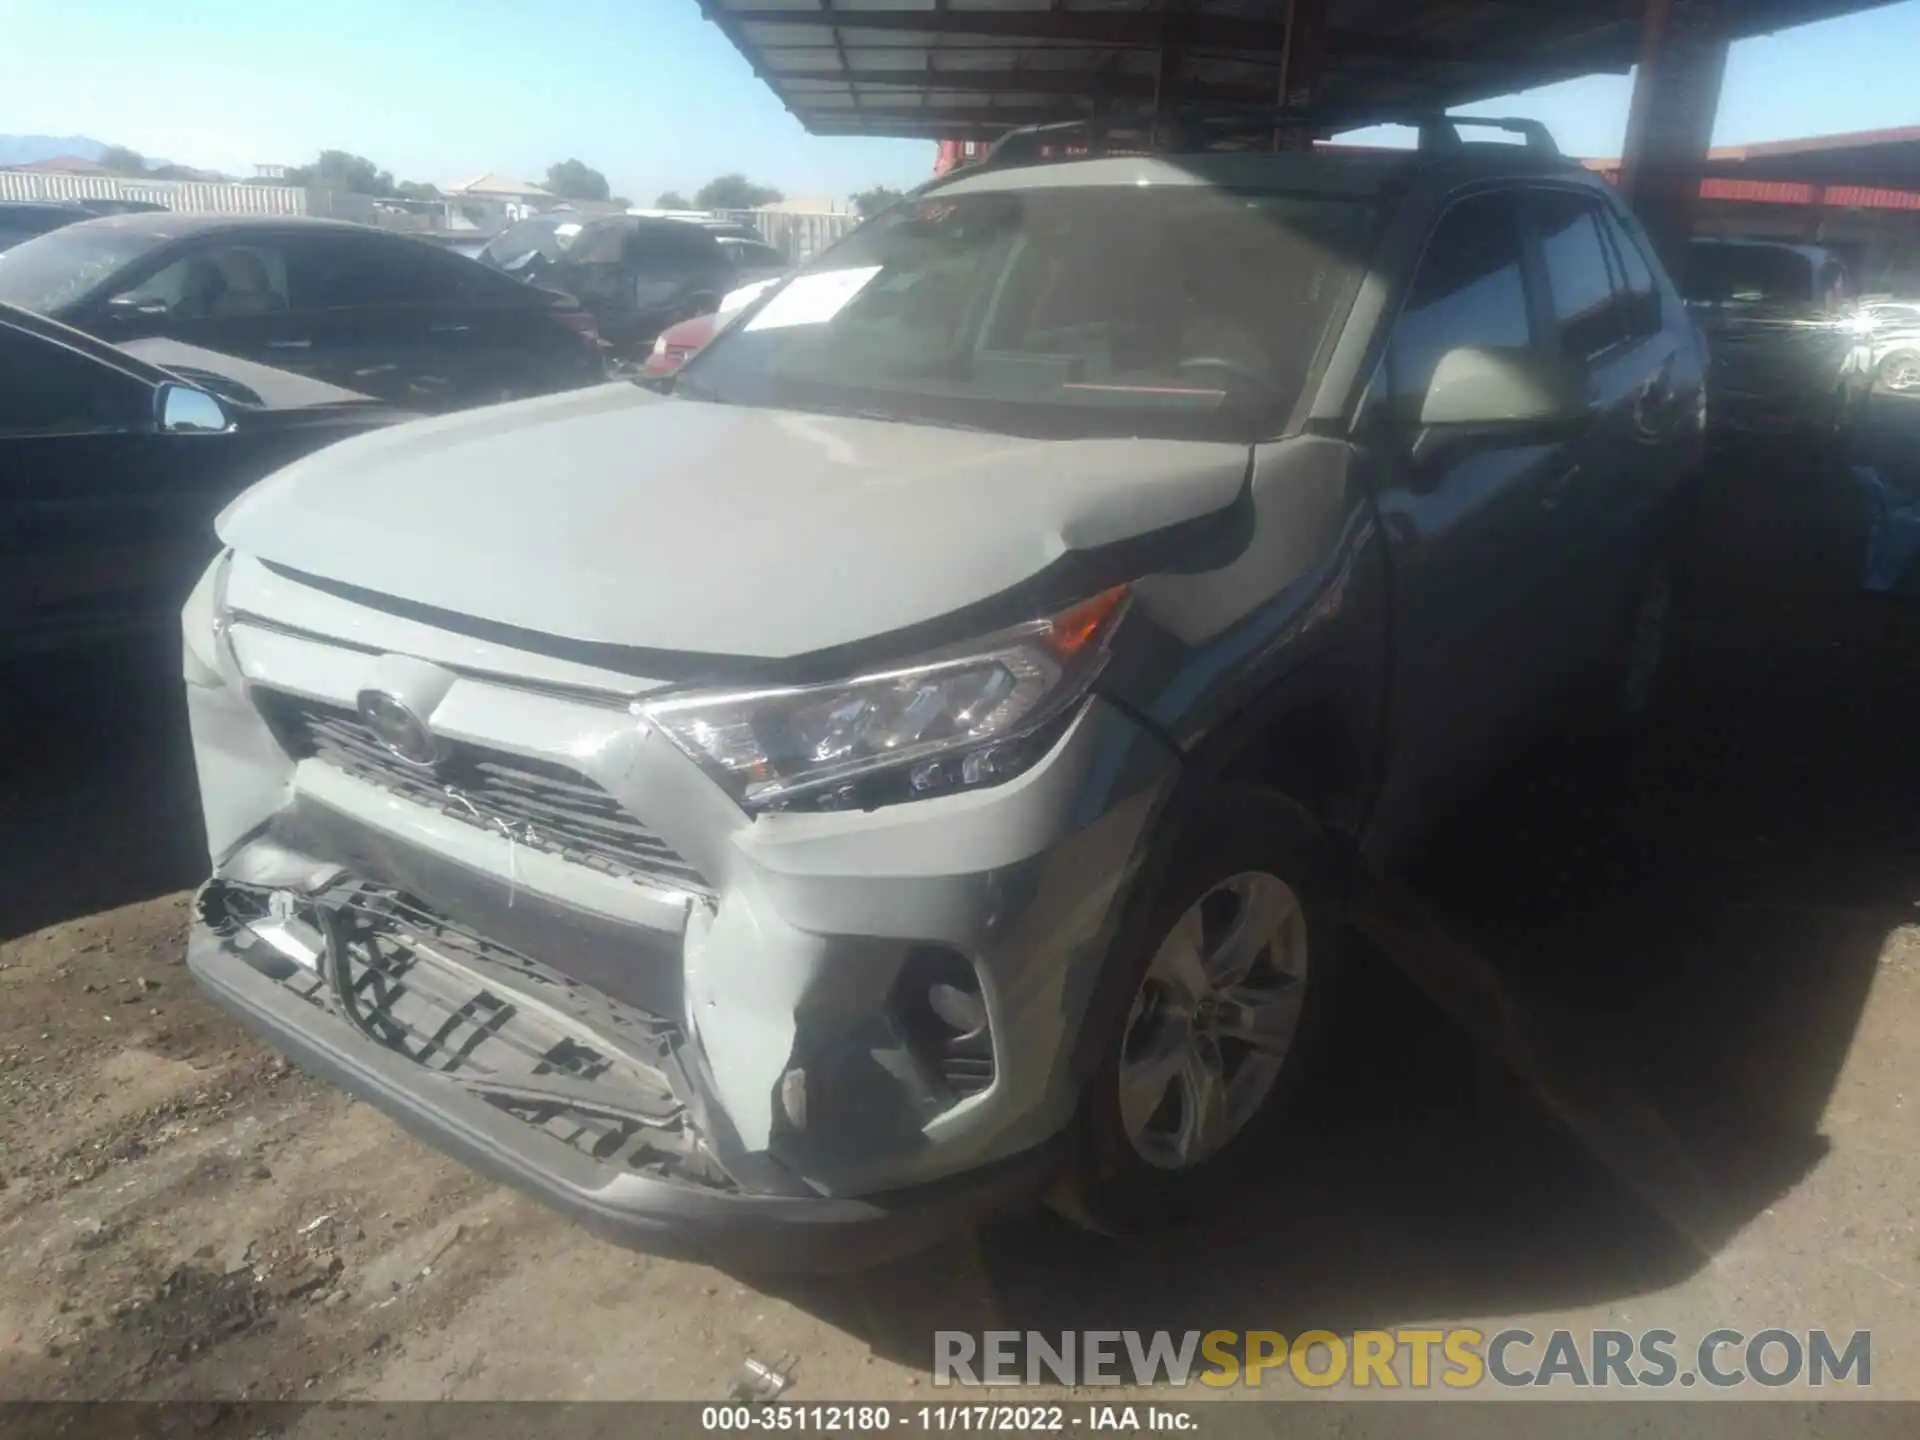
left=253, top=689, right=711, bottom=894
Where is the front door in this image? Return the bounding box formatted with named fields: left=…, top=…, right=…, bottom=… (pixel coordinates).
left=93, top=236, right=301, bottom=372
left=0, top=324, right=229, bottom=649
left=1353, top=188, right=1592, bottom=860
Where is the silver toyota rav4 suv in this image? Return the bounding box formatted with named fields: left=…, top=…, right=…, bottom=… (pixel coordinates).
left=182, top=118, right=1705, bottom=1270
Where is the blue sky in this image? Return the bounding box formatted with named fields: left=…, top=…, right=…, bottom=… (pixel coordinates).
left=1, top=0, right=1917, bottom=201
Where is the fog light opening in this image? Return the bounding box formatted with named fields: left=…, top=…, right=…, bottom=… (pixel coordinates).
left=892, top=947, right=997, bottom=1106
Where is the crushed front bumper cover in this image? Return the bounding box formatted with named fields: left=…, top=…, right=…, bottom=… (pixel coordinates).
left=189, top=874, right=1063, bottom=1272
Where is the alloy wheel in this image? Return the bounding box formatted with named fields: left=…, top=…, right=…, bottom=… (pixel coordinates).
left=1117, top=871, right=1309, bottom=1171
left=1882, top=355, right=1920, bottom=394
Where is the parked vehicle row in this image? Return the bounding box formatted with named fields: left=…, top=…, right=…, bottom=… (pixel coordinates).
left=179, top=118, right=1709, bottom=1270
left=0, top=212, right=610, bottom=412
left=0, top=207, right=802, bottom=410
left=475, top=212, right=761, bottom=356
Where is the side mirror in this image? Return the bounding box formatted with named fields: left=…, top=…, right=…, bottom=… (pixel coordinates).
left=157, top=383, right=232, bottom=435
left=1418, top=346, right=1587, bottom=429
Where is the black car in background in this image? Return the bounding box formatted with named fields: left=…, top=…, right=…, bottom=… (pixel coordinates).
left=0, top=302, right=416, bottom=654
left=477, top=213, right=733, bottom=354
left=1682, top=236, right=1863, bottom=443
left=0, top=213, right=608, bottom=413
left=0, top=200, right=97, bottom=253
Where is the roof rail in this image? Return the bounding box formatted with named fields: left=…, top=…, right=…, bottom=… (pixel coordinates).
left=1411, top=115, right=1560, bottom=155
left=950, top=106, right=1560, bottom=178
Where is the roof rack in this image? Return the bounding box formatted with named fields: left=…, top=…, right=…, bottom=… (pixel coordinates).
left=960, top=106, right=1559, bottom=176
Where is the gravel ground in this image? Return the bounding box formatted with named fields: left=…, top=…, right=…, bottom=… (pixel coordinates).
left=1, top=420, right=1917, bottom=1406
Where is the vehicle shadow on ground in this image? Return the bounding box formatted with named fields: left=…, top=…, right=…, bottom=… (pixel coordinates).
left=0, top=637, right=207, bottom=944
left=755, top=420, right=1920, bottom=1369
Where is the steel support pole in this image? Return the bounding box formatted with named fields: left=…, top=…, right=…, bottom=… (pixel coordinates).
left=1273, top=0, right=1329, bottom=150
left=1618, top=0, right=1729, bottom=272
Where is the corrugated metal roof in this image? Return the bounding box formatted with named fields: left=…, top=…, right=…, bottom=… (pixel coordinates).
left=697, top=0, right=1905, bottom=140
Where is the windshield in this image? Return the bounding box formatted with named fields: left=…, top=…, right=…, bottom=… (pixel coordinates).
left=1684, top=243, right=1816, bottom=306
left=678, top=183, right=1376, bottom=441
left=0, top=224, right=169, bottom=314
left=481, top=215, right=588, bottom=269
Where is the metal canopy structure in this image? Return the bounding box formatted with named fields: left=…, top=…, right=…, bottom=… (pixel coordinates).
left=696, top=0, right=1901, bottom=141
left=1698, top=125, right=1920, bottom=189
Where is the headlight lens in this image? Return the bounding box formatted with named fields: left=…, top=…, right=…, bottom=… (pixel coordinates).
left=640, top=587, right=1129, bottom=812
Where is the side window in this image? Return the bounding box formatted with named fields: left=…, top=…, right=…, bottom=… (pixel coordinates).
left=288, top=236, right=439, bottom=309
left=115, top=241, right=293, bottom=319
left=1597, top=207, right=1661, bottom=339
left=1532, top=190, right=1627, bottom=359
left=0, top=324, right=149, bottom=437
left=1382, top=190, right=1533, bottom=423
left=629, top=227, right=714, bottom=271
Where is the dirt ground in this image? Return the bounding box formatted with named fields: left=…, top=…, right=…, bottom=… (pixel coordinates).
left=3, top=418, right=1919, bottom=1406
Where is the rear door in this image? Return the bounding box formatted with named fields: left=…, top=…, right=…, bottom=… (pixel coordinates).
left=1522, top=187, right=1682, bottom=663
left=1355, top=188, right=1589, bottom=851
left=280, top=231, right=451, bottom=407
left=419, top=244, right=592, bottom=402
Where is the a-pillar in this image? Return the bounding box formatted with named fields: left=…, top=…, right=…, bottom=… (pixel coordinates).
left=1618, top=0, right=1730, bottom=272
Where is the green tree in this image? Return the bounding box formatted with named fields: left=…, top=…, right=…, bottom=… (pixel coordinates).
left=98, top=145, right=147, bottom=175
left=694, top=173, right=783, bottom=211
left=545, top=159, right=610, bottom=202
left=851, top=185, right=904, bottom=218
left=285, top=150, right=398, bottom=196
left=655, top=190, right=692, bottom=209
left=393, top=180, right=441, bottom=201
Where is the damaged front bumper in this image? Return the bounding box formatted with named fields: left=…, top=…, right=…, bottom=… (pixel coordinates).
left=181, top=557, right=1180, bottom=1267
left=188, top=874, right=1062, bottom=1271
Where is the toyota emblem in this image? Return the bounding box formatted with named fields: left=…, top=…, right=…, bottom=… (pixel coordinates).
left=356, top=689, right=442, bottom=766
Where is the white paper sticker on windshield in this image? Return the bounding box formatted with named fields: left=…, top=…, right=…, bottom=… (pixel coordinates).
left=743, top=266, right=883, bottom=332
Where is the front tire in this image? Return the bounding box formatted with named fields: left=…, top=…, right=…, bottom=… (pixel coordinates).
left=1054, top=791, right=1341, bottom=1236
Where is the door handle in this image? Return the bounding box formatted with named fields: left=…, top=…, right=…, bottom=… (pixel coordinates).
left=266, top=338, right=312, bottom=350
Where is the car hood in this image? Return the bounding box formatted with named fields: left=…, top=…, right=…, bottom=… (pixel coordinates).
left=217, top=383, right=1251, bottom=662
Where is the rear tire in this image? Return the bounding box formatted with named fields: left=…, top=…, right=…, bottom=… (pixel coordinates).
left=1052, top=790, right=1342, bottom=1237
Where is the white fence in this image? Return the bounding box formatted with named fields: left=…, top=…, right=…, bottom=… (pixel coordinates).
left=714, top=208, right=864, bottom=263
left=1, top=171, right=872, bottom=256
left=0, top=170, right=384, bottom=219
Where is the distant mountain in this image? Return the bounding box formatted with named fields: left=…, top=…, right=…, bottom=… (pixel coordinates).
left=0, top=134, right=107, bottom=167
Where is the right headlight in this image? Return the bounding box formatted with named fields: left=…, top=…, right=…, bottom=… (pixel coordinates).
left=639, top=586, right=1130, bottom=813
